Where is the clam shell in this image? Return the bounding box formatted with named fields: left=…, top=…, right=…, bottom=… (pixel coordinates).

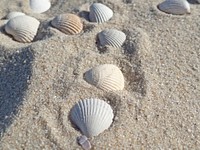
left=6, top=12, right=25, bottom=20
left=5, top=15, right=40, bottom=43
left=70, top=98, right=114, bottom=137
left=29, top=0, right=51, bottom=13
left=98, top=29, right=126, bottom=48
left=89, top=3, right=113, bottom=23
left=51, top=13, right=83, bottom=35
left=84, top=64, right=124, bottom=91
left=158, top=0, right=190, bottom=15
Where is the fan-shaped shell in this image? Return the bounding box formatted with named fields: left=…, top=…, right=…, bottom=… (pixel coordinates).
left=84, top=64, right=124, bottom=91
left=6, top=12, right=25, bottom=20
left=158, top=0, right=190, bottom=15
left=98, top=29, right=126, bottom=48
left=89, top=3, right=113, bottom=23
left=70, top=98, right=114, bottom=137
left=29, top=0, right=51, bottom=13
left=5, top=15, right=40, bottom=43
left=51, top=13, right=83, bottom=35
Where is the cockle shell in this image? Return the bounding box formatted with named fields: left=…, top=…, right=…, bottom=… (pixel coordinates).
left=51, top=13, right=83, bottom=35
left=84, top=64, right=124, bottom=91
left=6, top=12, right=25, bottom=20
left=70, top=98, right=114, bottom=137
left=5, top=15, right=40, bottom=43
left=89, top=3, right=113, bottom=23
left=29, top=0, right=51, bottom=13
left=98, top=29, right=126, bottom=48
left=158, top=0, right=190, bottom=15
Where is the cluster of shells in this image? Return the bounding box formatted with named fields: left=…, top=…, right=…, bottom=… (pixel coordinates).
left=2, top=0, right=198, bottom=149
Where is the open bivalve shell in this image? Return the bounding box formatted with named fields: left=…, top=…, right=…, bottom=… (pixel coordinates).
left=6, top=12, right=25, bottom=20
left=84, top=64, right=124, bottom=91
left=89, top=3, right=113, bottom=23
left=51, top=13, right=83, bottom=35
left=5, top=15, right=40, bottom=43
left=98, top=29, right=126, bottom=48
left=158, top=0, right=190, bottom=15
left=70, top=98, right=114, bottom=137
left=29, top=0, right=51, bottom=13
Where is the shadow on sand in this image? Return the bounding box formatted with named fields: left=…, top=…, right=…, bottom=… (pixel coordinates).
left=0, top=46, right=34, bottom=137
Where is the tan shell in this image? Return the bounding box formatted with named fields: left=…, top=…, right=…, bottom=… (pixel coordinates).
left=51, top=13, right=83, bottom=35
left=5, top=15, right=40, bottom=43
left=84, top=64, right=124, bottom=91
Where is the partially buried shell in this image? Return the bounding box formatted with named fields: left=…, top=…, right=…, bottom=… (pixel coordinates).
left=98, top=29, right=126, bottom=48
left=89, top=3, right=113, bottom=23
left=84, top=64, right=124, bottom=91
left=158, top=0, right=190, bottom=15
left=51, top=13, right=83, bottom=35
left=6, top=11, right=25, bottom=20
left=5, top=15, right=40, bottom=43
left=70, top=98, right=114, bottom=137
left=29, top=0, right=51, bottom=13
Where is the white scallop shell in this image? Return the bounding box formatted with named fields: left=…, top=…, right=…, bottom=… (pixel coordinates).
left=70, top=98, right=114, bottom=137
left=98, top=29, right=126, bottom=48
left=6, top=12, right=25, bottom=20
left=158, top=0, right=190, bottom=15
left=5, top=15, right=40, bottom=43
left=51, top=13, right=83, bottom=35
left=84, top=64, right=124, bottom=91
left=29, top=0, right=51, bottom=13
left=89, top=3, right=113, bottom=23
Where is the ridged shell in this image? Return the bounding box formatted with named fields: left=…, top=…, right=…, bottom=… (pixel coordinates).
left=98, top=29, right=126, bottom=48
left=5, top=15, right=40, bottom=43
left=158, top=0, right=190, bottom=15
left=70, top=98, right=114, bottom=137
left=6, top=12, right=25, bottom=20
left=89, top=3, right=113, bottom=23
left=84, top=64, right=124, bottom=91
left=51, top=13, right=83, bottom=35
left=29, top=0, right=51, bottom=13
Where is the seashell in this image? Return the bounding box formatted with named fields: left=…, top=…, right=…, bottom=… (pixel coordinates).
left=158, top=0, right=190, bottom=15
left=5, top=15, right=40, bottom=43
left=29, top=0, right=51, bottom=13
left=89, top=3, right=113, bottom=23
left=98, top=29, right=126, bottom=48
left=6, top=12, right=25, bottom=20
left=51, top=13, right=83, bottom=35
left=70, top=98, right=114, bottom=137
left=84, top=64, right=124, bottom=91
left=77, top=135, right=92, bottom=150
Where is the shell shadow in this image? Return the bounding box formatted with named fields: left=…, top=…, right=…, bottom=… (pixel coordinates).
left=33, top=20, right=54, bottom=42
left=187, top=0, right=200, bottom=4
left=0, top=46, right=34, bottom=138
left=79, top=10, right=90, bottom=22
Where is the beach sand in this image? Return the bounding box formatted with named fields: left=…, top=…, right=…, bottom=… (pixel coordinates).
left=0, top=0, right=200, bottom=149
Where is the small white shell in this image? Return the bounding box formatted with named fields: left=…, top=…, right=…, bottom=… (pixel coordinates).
left=6, top=12, right=25, bottom=20
left=84, top=64, right=124, bottom=91
left=5, top=15, right=40, bottom=43
left=70, top=98, right=114, bottom=137
left=98, top=29, right=126, bottom=48
left=77, top=135, right=92, bottom=150
left=51, top=13, right=83, bottom=35
left=89, top=3, right=113, bottom=23
left=29, top=0, right=51, bottom=13
left=158, top=0, right=190, bottom=15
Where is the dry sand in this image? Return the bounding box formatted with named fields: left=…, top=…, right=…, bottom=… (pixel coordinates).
left=0, top=0, right=200, bottom=149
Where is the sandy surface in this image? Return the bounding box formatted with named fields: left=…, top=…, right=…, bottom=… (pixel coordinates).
left=0, top=0, right=200, bottom=149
